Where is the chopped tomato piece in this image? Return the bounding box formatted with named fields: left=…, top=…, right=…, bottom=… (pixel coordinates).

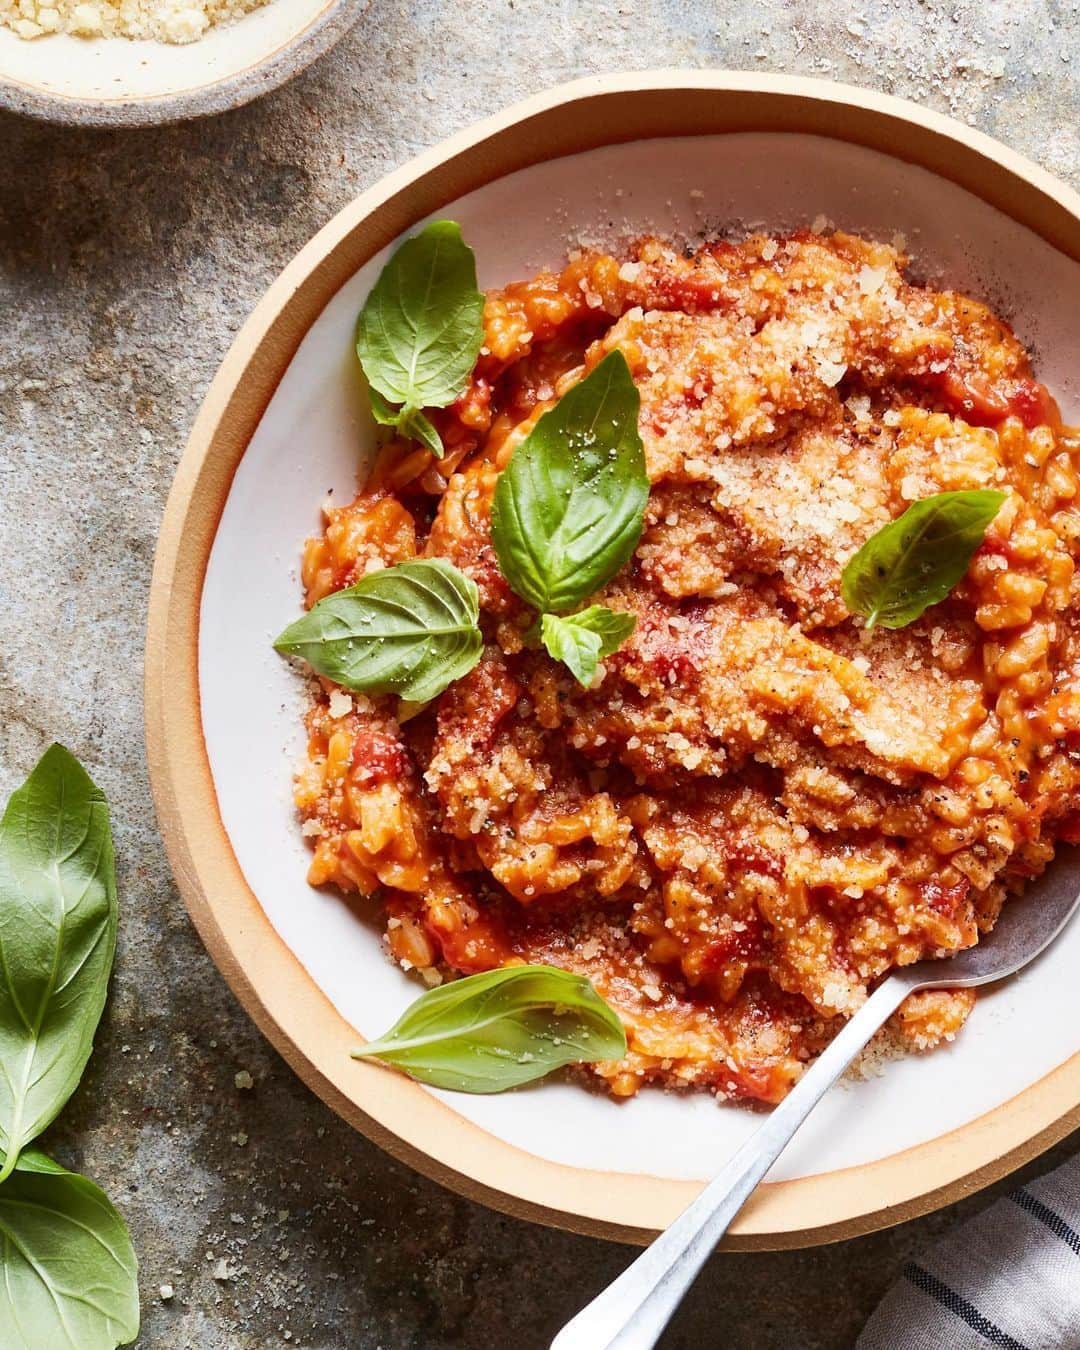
left=351, top=729, right=407, bottom=783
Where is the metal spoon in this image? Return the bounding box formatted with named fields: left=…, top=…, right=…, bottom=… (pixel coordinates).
left=552, top=849, right=1080, bottom=1350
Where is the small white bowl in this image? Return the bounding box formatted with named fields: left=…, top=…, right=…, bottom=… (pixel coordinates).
left=0, top=0, right=364, bottom=126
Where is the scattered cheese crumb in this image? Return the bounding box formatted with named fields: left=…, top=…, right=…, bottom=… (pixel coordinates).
left=815, top=356, right=847, bottom=387
left=234, top=1070, right=254, bottom=1090
left=159, top=1284, right=174, bottom=1302
left=846, top=394, right=872, bottom=424
left=328, top=690, right=353, bottom=719
left=857, top=264, right=889, bottom=295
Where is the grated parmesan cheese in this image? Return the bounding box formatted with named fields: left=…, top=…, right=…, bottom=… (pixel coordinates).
left=814, top=356, right=847, bottom=387
left=328, top=690, right=353, bottom=719
left=1, top=0, right=273, bottom=45
left=856, top=264, right=889, bottom=295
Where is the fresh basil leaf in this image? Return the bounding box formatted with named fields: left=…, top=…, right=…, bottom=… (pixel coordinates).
left=274, top=558, right=483, bottom=704
left=0, top=745, right=117, bottom=1182
left=352, top=964, right=627, bottom=1093
left=0, top=1149, right=139, bottom=1348
left=369, top=386, right=399, bottom=425
left=370, top=389, right=445, bottom=459
left=356, top=219, right=484, bottom=456
left=541, top=606, right=636, bottom=687
left=490, top=350, right=649, bottom=614
left=399, top=408, right=443, bottom=458
left=841, top=489, right=1006, bottom=630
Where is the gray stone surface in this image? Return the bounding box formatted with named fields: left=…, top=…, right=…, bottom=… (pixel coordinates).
left=0, top=1, right=1078, bottom=1345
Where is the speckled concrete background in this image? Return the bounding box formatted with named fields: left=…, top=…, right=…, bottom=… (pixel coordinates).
left=0, top=2, right=1078, bottom=1346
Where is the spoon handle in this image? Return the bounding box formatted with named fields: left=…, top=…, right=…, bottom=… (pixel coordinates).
left=550, top=976, right=911, bottom=1350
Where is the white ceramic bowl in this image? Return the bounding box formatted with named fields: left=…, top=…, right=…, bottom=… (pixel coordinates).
left=0, top=0, right=363, bottom=126
left=147, top=72, right=1080, bottom=1248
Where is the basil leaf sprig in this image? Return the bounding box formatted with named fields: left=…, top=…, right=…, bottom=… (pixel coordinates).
left=0, top=746, right=139, bottom=1347
left=0, top=1151, right=139, bottom=1350
left=356, top=220, right=485, bottom=459
left=369, top=391, right=444, bottom=459
left=540, top=607, right=636, bottom=688
left=491, top=350, right=648, bottom=613
left=491, top=350, right=648, bottom=684
left=841, top=489, right=1006, bottom=630
left=0, top=744, right=117, bottom=1181
left=353, top=964, right=627, bottom=1093
left=274, top=558, right=484, bottom=703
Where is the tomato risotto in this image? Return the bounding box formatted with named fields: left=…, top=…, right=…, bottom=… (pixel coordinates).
left=291, top=230, right=1080, bottom=1104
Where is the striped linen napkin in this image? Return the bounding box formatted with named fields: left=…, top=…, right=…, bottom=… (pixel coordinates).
left=859, top=1154, right=1080, bottom=1349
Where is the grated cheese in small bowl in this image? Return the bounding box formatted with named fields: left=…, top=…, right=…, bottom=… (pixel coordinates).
left=0, top=0, right=271, bottom=43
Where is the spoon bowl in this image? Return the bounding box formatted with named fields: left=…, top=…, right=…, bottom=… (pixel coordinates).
left=899, top=848, right=1080, bottom=991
